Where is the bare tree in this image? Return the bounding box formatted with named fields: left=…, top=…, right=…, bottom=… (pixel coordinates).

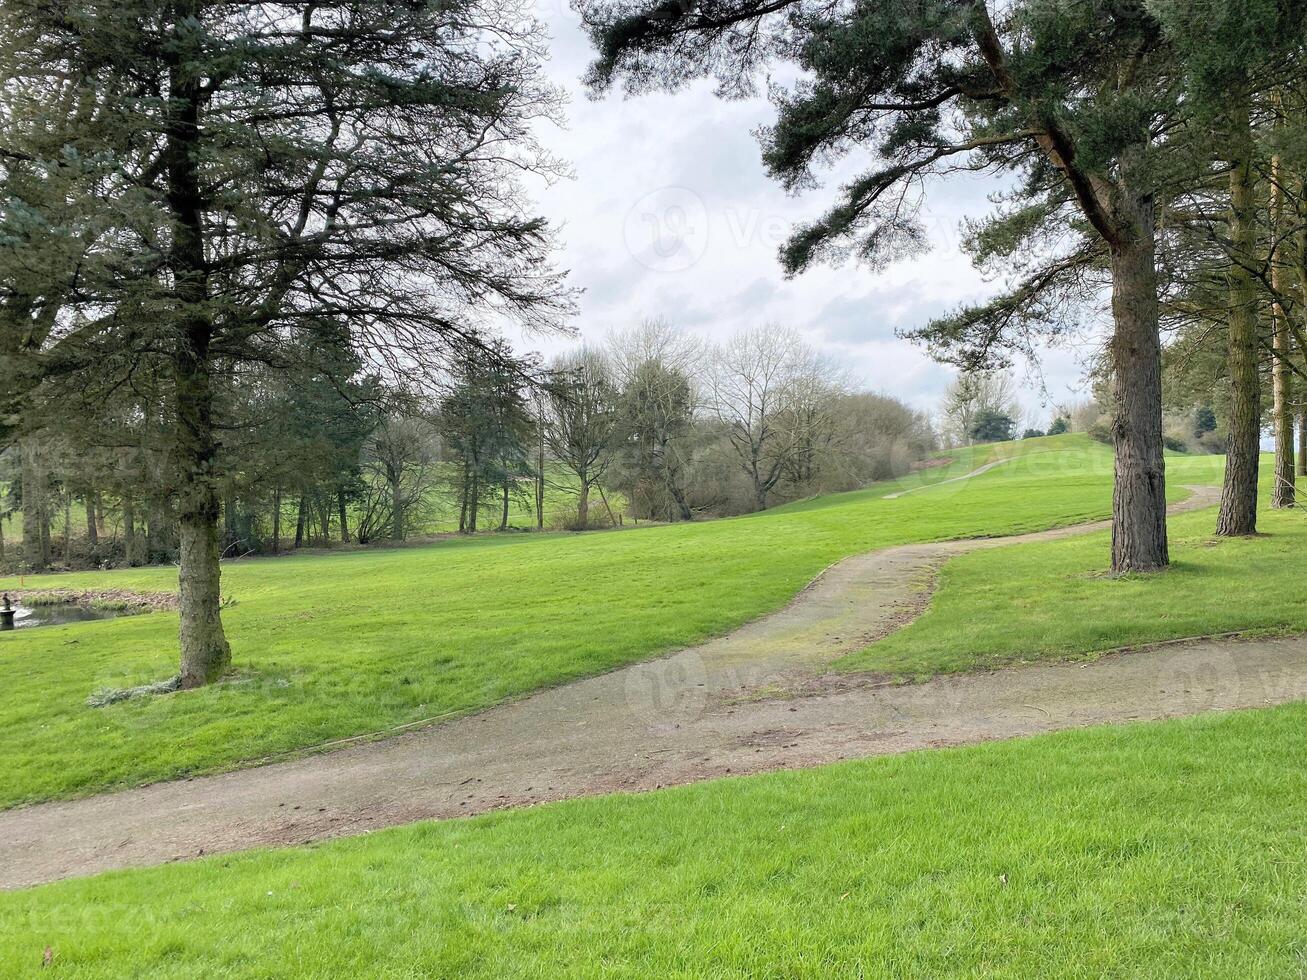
left=706, top=325, right=834, bottom=511
left=544, top=349, right=618, bottom=528
left=359, top=414, right=442, bottom=542
left=940, top=370, right=1020, bottom=447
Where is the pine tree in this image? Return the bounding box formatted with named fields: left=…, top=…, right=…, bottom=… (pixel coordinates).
left=0, top=1, right=572, bottom=685
left=583, top=0, right=1187, bottom=571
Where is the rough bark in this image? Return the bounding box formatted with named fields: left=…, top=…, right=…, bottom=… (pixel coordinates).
left=1108, top=199, right=1169, bottom=573
left=1216, top=108, right=1262, bottom=536
left=1271, top=154, right=1295, bottom=507
left=168, top=3, right=231, bottom=688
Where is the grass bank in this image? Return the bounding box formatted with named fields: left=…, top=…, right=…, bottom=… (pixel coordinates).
left=1, top=703, right=1303, bottom=976
left=840, top=459, right=1289, bottom=677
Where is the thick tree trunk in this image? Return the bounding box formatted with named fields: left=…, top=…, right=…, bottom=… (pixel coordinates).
left=1108, top=202, right=1169, bottom=573
left=577, top=476, right=590, bottom=529
left=1271, top=155, right=1295, bottom=507
left=168, top=8, right=231, bottom=688
left=669, top=480, right=692, bottom=521
left=337, top=488, right=350, bottom=543
left=173, top=353, right=231, bottom=687
left=1217, top=110, right=1261, bottom=536
left=752, top=470, right=768, bottom=512
left=500, top=482, right=510, bottom=530
left=173, top=335, right=231, bottom=687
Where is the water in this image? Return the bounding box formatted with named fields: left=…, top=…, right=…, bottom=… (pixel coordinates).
left=1, top=602, right=127, bottom=631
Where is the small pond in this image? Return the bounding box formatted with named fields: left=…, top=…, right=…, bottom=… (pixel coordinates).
left=1, top=602, right=131, bottom=631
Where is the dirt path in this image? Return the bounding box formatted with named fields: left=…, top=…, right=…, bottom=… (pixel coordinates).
left=884, top=454, right=1014, bottom=498
left=8, top=486, right=1304, bottom=891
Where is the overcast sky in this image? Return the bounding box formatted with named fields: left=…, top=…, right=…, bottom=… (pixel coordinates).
left=514, top=4, right=1105, bottom=428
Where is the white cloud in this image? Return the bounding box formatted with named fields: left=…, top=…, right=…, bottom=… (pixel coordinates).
left=510, top=5, right=1103, bottom=427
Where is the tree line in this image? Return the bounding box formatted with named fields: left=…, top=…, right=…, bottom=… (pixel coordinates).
left=1, top=319, right=938, bottom=570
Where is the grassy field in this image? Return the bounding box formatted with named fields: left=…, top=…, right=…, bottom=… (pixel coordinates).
left=0, top=435, right=1202, bottom=808
left=841, top=460, right=1291, bottom=677
left=1, top=703, right=1303, bottom=976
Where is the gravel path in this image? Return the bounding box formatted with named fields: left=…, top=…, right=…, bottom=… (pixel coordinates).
left=7, top=485, right=1300, bottom=891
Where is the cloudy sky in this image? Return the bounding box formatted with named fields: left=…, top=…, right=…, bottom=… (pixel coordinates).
left=515, top=3, right=1105, bottom=428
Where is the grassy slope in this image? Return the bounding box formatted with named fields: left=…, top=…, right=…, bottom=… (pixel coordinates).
left=0, top=436, right=1182, bottom=808
left=840, top=456, right=1287, bottom=677
left=2, top=703, right=1304, bottom=977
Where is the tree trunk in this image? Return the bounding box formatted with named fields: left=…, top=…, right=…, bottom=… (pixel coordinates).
left=272, top=487, right=282, bottom=552
left=467, top=466, right=479, bottom=533
left=535, top=437, right=545, bottom=530
left=577, top=475, right=590, bottom=529
left=1299, top=413, right=1307, bottom=478
left=62, top=493, right=71, bottom=560
left=1271, top=153, right=1295, bottom=507
left=84, top=494, right=99, bottom=547
left=1217, top=108, right=1261, bottom=536
left=500, top=482, right=510, bottom=530
left=1108, top=199, right=1169, bottom=573
left=294, top=493, right=306, bottom=548
left=123, top=496, right=145, bottom=566
left=391, top=475, right=405, bottom=540
left=458, top=461, right=469, bottom=533
left=337, top=488, right=350, bottom=543
left=20, top=439, right=48, bottom=570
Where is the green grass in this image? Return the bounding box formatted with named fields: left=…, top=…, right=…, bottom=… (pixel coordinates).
left=840, top=456, right=1289, bottom=677
left=0, top=437, right=1219, bottom=808
left=2, top=703, right=1304, bottom=977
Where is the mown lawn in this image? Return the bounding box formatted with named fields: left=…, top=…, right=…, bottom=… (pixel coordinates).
left=2, top=703, right=1303, bottom=977
left=0, top=436, right=1187, bottom=808
left=840, top=459, right=1290, bottom=677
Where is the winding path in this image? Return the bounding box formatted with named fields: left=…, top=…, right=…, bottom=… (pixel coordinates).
left=6, top=485, right=1306, bottom=891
